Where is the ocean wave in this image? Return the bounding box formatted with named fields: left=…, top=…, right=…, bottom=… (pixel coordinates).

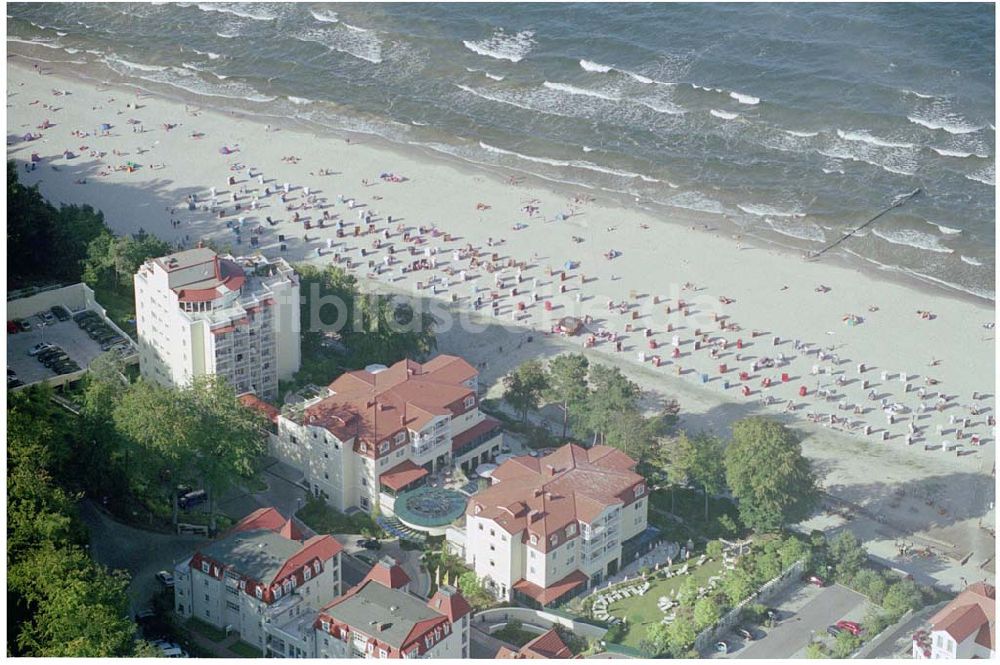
left=463, top=28, right=535, bottom=63
left=965, top=165, right=995, bottom=186
left=901, top=88, right=934, bottom=99
left=925, top=221, right=962, bottom=235
left=105, top=58, right=275, bottom=103
left=765, top=218, right=825, bottom=243
left=216, top=31, right=239, bottom=39
left=484, top=72, right=504, bottom=81
left=310, top=8, right=339, bottom=23
left=842, top=248, right=994, bottom=301
left=930, top=146, right=989, bottom=158
left=871, top=228, right=954, bottom=254
left=821, top=168, right=845, bottom=174
left=818, top=147, right=917, bottom=177
left=784, top=129, right=819, bottom=137
left=543, top=81, right=619, bottom=102
left=7, top=37, right=65, bottom=50
left=454, top=83, right=536, bottom=113
left=56, top=31, right=67, bottom=36
left=192, top=48, right=222, bottom=60
left=196, top=3, right=277, bottom=21
left=960, top=255, right=983, bottom=267
left=295, top=26, right=383, bottom=64
left=836, top=129, right=915, bottom=148
left=478, top=141, right=661, bottom=183
left=287, top=96, right=313, bottom=105
left=737, top=204, right=805, bottom=218
left=907, top=114, right=982, bottom=135
left=662, top=191, right=726, bottom=215
left=710, top=109, right=739, bottom=120
left=580, top=59, right=612, bottom=73
left=729, top=91, right=760, bottom=105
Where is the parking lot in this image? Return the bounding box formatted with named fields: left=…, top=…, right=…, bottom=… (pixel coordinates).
left=7, top=310, right=114, bottom=385
left=711, top=582, right=869, bottom=659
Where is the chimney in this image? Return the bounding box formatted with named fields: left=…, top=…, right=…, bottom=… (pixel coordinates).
left=533, top=488, right=543, bottom=498
left=545, top=464, right=557, bottom=477
left=196, top=240, right=205, bottom=249
left=399, top=415, right=406, bottom=427
left=528, top=510, right=542, bottom=523
left=367, top=400, right=376, bottom=409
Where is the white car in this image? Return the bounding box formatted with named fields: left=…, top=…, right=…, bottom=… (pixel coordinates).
left=155, top=570, right=175, bottom=587
left=28, top=342, right=53, bottom=356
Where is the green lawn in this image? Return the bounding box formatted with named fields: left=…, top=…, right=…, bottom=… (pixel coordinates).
left=605, top=558, right=725, bottom=651
left=296, top=497, right=380, bottom=536
left=92, top=283, right=137, bottom=338
left=493, top=624, right=540, bottom=647
left=229, top=641, right=262, bottom=658
left=185, top=618, right=227, bottom=643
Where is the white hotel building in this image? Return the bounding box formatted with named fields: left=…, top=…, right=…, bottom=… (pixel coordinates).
left=134, top=247, right=300, bottom=400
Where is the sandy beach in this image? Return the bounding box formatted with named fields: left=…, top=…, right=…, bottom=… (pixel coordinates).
left=6, top=59, right=995, bottom=588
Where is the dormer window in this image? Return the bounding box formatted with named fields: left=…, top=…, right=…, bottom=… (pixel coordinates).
left=474, top=504, right=482, bottom=515
left=394, top=431, right=406, bottom=445
left=550, top=534, right=558, bottom=546
left=321, top=620, right=331, bottom=632
left=314, top=561, right=321, bottom=574
left=360, top=442, right=367, bottom=453
left=530, top=534, right=538, bottom=545
left=566, top=523, right=577, bottom=537
left=463, top=395, right=475, bottom=409
left=379, top=440, right=389, bottom=454
left=201, top=561, right=211, bottom=574
left=255, top=587, right=263, bottom=599
left=634, top=484, right=646, bottom=498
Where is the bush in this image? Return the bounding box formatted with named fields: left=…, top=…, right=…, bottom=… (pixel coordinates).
left=741, top=603, right=767, bottom=625
left=805, top=642, right=829, bottom=659
left=716, top=513, right=739, bottom=538
left=832, top=631, right=862, bottom=658
left=882, top=579, right=923, bottom=620
left=851, top=569, right=888, bottom=604
left=604, top=622, right=626, bottom=644
left=863, top=610, right=890, bottom=637
left=706, top=540, right=724, bottom=558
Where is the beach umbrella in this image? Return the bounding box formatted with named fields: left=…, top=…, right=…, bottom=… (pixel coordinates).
left=219, top=146, right=232, bottom=155
left=99, top=123, right=111, bottom=131
left=30, top=152, right=41, bottom=162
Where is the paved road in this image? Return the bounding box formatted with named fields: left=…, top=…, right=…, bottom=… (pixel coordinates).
left=734, top=584, right=867, bottom=659
left=78, top=500, right=206, bottom=615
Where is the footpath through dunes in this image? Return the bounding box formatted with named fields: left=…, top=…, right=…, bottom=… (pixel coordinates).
left=6, top=62, right=995, bottom=588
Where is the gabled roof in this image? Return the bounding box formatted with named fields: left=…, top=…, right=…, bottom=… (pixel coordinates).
left=930, top=582, right=995, bottom=650
left=516, top=628, right=574, bottom=658
left=380, top=459, right=430, bottom=492
left=238, top=393, right=281, bottom=424
left=468, top=443, right=645, bottom=551
left=512, top=570, right=588, bottom=606
left=427, top=585, right=472, bottom=623
left=230, top=507, right=303, bottom=540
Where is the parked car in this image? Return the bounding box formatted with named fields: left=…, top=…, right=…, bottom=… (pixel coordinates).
left=178, top=489, right=207, bottom=510
left=28, top=342, right=54, bottom=356
left=37, top=348, right=65, bottom=362
left=803, top=573, right=827, bottom=587
left=714, top=641, right=729, bottom=654
left=356, top=538, right=382, bottom=551
left=38, top=311, right=55, bottom=325
left=835, top=620, right=863, bottom=636
left=15, top=318, right=31, bottom=331
left=101, top=336, right=126, bottom=351
left=50, top=305, right=71, bottom=321
left=7, top=320, right=20, bottom=334
left=736, top=627, right=756, bottom=641
left=155, top=570, right=175, bottom=588
left=827, top=625, right=843, bottom=638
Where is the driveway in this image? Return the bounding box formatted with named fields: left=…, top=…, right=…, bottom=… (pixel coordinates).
left=218, top=458, right=307, bottom=523
left=730, top=583, right=868, bottom=659
left=78, top=500, right=206, bottom=615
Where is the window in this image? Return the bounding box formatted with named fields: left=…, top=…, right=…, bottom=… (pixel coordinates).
left=205, top=610, right=211, bottom=618
left=205, top=594, right=210, bottom=601
left=360, top=442, right=367, bottom=453
left=322, top=621, right=331, bottom=632
left=226, top=600, right=239, bottom=611
left=634, top=484, right=645, bottom=498
left=314, top=561, right=322, bottom=574
left=379, top=649, right=388, bottom=658
left=566, top=555, right=575, bottom=565
left=490, top=545, right=495, bottom=552
left=304, top=567, right=312, bottom=581
left=490, top=529, right=495, bottom=537
left=395, top=431, right=406, bottom=445
left=565, top=523, right=577, bottom=537
left=478, top=522, right=484, bottom=530
left=256, top=587, right=263, bottom=599
left=464, top=395, right=476, bottom=409
left=201, top=561, right=211, bottom=573
left=530, top=534, right=538, bottom=545
left=635, top=500, right=643, bottom=510
left=550, top=535, right=558, bottom=546
left=529, top=566, right=535, bottom=574
left=379, top=440, right=390, bottom=454
left=490, top=560, right=495, bottom=567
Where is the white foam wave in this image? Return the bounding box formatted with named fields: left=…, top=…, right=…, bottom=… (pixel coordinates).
left=930, top=147, right=988, bottom=158
left=871, top=228, right=954, bottom=254
left=216, top=31, right=238, bottom=39
left=192, top=48, right=222, bottom=60
left=484, top=72, right=504, bottom=81
left=902, top=89, right=934, bottom=99
left=925, top=221, right=962, bottom=235
left=196, top=3, right=277, bottom=21
left=662, top=191, right=726, bottom=216
left=765, top=218, right=826, bottom=243
left=784, top=129, right=819, bottom=137
left=478, top=141, right=660, bottom=183
left=737, top=204, right=805, bottom=218
left=729, top=91, right=760, bottom=105
left=105, top=56, right=168, bottom=72
left=63, top=48, right=79, bottom=54
left=287, top=96, right=313, bottom=105
left=310, top=9, right=339, bottom=23
left=582, top=146, right=594, bottom=152
left=295, top=26, right=383, bottom=64
left=463, top=28, right=535, bottom=63
left=960, top=255, right=983, bottom=266
left=965, top=165, right=995, bottom=186
left=907, top=114, right=982, bottom=135
left=626, top=71, right=655, bottom=84
left=543, top=81, right=619, bottom=102
left=842, top=248, right=994, bottom=301
left=836, top=129, right=915, bottom=148
left=710, top=109, right=739, bottom=120
left=56, top=31, right=67, bottom=36
left=455, top=83, right=536, bottom=113
left=580, top=59, right=612, bottom=73
left=821, top=168, right=845, bottom=174
left=105, top=58, right=275, bottom=103
left=7, top=37, right=64, bottom=50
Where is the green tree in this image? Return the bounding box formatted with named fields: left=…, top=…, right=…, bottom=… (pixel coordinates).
left=503, top=359, right=549, bottom=423
left=882, top=579, right=923, bottom=620
left=693, top=597, right=721, bottom=630
left=706, top=540, right=724, bottom=558
left=678, top=578, right=700, bottom=606
left=754, top=541, right=783, bottom=583
left=665, top=613, right=697, bottom=656
left=642, top=622, right=670, bottom=656
left=724, top=417, right=818, bottom=532
left=778, top=535, right=813, bottom=571
left=543, top=353, right=590, bottom=439
left=723, top=568, right=755, bottom=605
left=575, top=364, right=640, bottom=446
left=114, top=376, right=266, bottom=531
left=828, top=531, right=868, bottom=583
left=851, top=569, right=888, bottom=604
left=832, top=630, right=862, bottom=658
left=675, top=432, right=727, bottom=521
left=805, top=642, right=829, bottom=659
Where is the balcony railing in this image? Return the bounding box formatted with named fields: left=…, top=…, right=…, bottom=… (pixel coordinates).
left=452, top=426, right=502, bottom=459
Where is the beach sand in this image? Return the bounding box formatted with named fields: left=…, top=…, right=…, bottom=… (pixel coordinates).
left=6, top=59, right=995, bottom=588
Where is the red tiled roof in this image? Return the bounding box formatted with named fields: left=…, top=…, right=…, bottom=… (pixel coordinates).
left=451, top=416, right=502, bottom=451
left=931, top=582, right=995, bottom=650
left=520, top=629, right=574, bottom=658
left=230, top=507, right=291, bottom=535
left=469, top=443, right=644, bottom=551
left=300, top=355, right=479, bottom=456
left=238, top=393, right=280, bottom=424
left=363, top=556, right=411, bottom=590
left=270, top=534, right=342, bottom=587
left=380, top=459, right=429, bottom=492
left=176, top=257, right=246, bottom=302
left=427, top=586, right=472, bottom=622
left=512, top=570, right=588, bottom=606
left=211, top=324, right=236, bottom=335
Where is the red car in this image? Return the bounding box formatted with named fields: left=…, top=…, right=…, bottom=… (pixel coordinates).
left=836, top=620, right=863, bottom=636
left=803, top=573, right=827, bottom=587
